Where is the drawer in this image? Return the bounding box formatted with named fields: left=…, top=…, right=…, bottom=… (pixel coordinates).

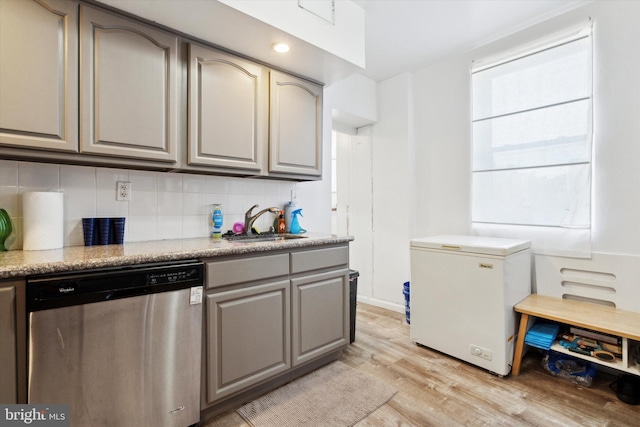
left=206, top=254, right=289, bottom=289
left=290, top=245, right=349, bottom=274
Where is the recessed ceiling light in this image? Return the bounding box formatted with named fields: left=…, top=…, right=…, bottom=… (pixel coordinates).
left=272, top=43, right=290, bottom=53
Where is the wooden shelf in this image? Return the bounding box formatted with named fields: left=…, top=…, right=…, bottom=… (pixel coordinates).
left=514, top=295, right=640, bottom=341
left=512, top=295, right=640, bottom=376
left=549, top=343, right=628, bottom=372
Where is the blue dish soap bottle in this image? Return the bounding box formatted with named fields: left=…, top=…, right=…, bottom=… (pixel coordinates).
left=289, top=209, right=306, bottom=234
left=212, top=204, right=223, bottom=240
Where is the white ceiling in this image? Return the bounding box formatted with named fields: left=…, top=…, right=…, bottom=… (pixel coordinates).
left=97, top=0, right=591, bottom=85
left=355, top=0, right=590, bottom=82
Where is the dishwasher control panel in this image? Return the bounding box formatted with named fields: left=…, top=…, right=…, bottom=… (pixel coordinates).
left=148, top=267, right=200, bottom=285
left=27, top=260, right=204, bottom=311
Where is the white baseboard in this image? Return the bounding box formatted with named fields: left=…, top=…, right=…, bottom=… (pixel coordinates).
left=356, top=295, right=404, bottom=314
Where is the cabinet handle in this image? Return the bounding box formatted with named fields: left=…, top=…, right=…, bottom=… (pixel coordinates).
left=441, top=245, right=461, bottom=250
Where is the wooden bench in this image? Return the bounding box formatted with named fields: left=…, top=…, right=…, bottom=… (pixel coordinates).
left=512, top=294, right=640, bottom=376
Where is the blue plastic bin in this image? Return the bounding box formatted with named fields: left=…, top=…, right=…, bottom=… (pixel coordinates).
left=402, top=281, right=410, bottom=324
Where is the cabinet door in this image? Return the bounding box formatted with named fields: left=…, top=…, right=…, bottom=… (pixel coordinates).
left=188, top=44, right=266, bottom=172
left=80, top=6, right=178, bottom=163
left=0, top=0, right=78, bottom=152
left=269, top=70, right=322, bottom=177
left=205, top=280, right=291, bottom=404
left=0, top=285, right=17, bottom=403
left=291, top=269, right=349, bottom=367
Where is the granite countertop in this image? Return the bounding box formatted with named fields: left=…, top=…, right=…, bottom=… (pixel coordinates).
left=0, top=233, right=353, bottom=279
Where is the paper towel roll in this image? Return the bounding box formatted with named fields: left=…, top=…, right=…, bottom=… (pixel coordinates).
left=22, top=191, right=64, bottom=251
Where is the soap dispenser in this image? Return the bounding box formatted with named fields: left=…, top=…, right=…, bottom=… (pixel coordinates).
left=284, top=200, right=296, bottom=233
left=277, top=210, right=286, bottom=234
left=211, top=204, right=223, bottom=240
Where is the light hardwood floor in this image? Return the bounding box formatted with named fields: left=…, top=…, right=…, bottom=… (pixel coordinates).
left=204, top=303, right=639, bottom=426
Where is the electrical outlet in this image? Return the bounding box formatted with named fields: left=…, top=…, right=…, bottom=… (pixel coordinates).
left=116, top=181, right=131, bottom=201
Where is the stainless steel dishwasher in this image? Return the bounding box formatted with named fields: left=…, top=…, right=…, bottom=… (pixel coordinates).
left=26, top=260, right=204, bottom=427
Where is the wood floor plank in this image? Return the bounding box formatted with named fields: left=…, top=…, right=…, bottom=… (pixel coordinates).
left=204, top=303, right=639, bottom=426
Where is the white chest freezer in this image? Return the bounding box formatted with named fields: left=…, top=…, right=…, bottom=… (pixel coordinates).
left=409, top=235, right=531, bottom=376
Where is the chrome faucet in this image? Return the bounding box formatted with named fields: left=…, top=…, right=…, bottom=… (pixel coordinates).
left=244, top=204, right=280, bottom=234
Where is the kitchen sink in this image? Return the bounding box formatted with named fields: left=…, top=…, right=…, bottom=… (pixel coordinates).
left=224, top=233, right=307, bottom=243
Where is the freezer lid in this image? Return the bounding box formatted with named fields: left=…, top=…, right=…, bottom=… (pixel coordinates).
left=410, top=235, right=530, bottom=256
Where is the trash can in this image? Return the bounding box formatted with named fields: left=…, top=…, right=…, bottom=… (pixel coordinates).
left=403, top=281, right=410, bottom=324
left=349, top=270, right=359, bottom=343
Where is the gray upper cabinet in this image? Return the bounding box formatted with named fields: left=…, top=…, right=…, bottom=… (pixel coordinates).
left=269, top=70, right=323, bottom=178
left=188, top=46, right=324, bottom=180
left=188, top=44, right=267, bottom=173
left=80, top=6, right=179, bottom=163
left=0, top=0, right=78, bottom=152
left=1, top=1, right=323, bottom=180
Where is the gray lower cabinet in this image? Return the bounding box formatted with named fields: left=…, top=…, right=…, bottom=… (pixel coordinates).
left=0, top=279, right=26, bottom=404
left=203, top=253, right=291, bottom=406
left=205, top=280, right=291, bottom=404
left=291, top=268, right=350, bottom=367
left=202, top=243, right=349, bottom=409
left=0, top=285, right=17, bottom=403
left=290, top=245, right=350, bottom=366
left=0, top=0, right=78, bottom=152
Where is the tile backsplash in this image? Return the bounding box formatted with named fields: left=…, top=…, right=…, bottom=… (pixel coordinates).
left=0, top=160, right=299, bottom=250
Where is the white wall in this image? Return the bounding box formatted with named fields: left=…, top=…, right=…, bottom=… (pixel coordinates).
left=589, top=1, right=640, bottom=255
left=329, top=73, right=378, bottom=134
left=328, top=72, right=413, bottom=312
left=412, top=54, right=471, bottom=239
left=347, top=0, right=640, bottom=311
left=0, top=160, right=323, bottom=249
left=412, top=0, right=640, bottom=255
left=334, top=128, right=374, bottom=305
left=367, top=73, right=413, bottom=310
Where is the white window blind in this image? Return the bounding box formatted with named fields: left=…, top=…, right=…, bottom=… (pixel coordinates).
left=471, top=27, right=593, bottom=257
